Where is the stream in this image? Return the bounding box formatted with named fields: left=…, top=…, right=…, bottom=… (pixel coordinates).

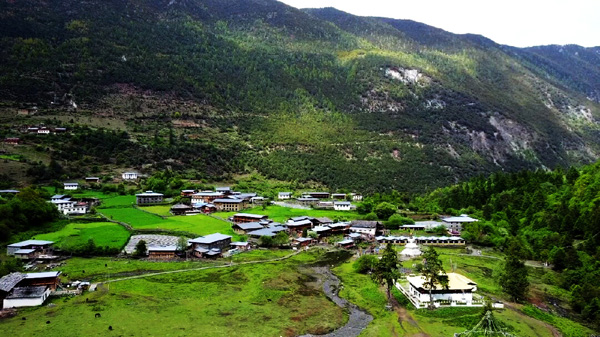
left=300, top=266, right=373, bottom=337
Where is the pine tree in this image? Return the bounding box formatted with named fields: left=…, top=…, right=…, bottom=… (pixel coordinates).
left=500, top=240, right=529, bottom=302
left=417, top=246, right=448, bottom=309
left=372, top=243, right=400, bottom=300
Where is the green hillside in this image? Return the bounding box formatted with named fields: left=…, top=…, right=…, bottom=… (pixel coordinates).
left=1, top=0, right=599, bottom=192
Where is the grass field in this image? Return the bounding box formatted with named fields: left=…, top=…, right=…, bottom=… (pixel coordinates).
left=0, top=250, right=346, bottom=337
left=99, top=207, right=240, bottom=239
left=139, top=205, right=172, bottom=216
left=33, top=222, right=130, bottom=250
left=214, top=205, right=361, bottom=223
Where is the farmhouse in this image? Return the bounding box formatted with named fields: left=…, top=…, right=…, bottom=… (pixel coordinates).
left=278, top=192, right=292, bottom=200
left=232, top=213, right=268, bottom=223
left=213, top=198, right=248, bottom=211
left=7, top=240, right=54, bottom=257
left=180, top=189, right=196, bottom=197
left=285, top=219, right=313, bottom=234
left=215, top=187, right=232, bottom=195
left=316, top=201, right=334, bottom=209
left=0, top=271, right=61, bottom=309
left=327, top=222, right=350, bottom=234
left=190, top=233, right=232, bottom=258
left=246, top=226, right=287, bottom=241
left=136, top=191, right=164, bottom=205
left=376, top=236, right=465, bottom=246
left=0, top=189, right=20, bottom=194
left=349, top=220, right=382, bottom=237
left=37, top=128, right=50, bottom=135
left=3, top=286, right=51, bottom=309
left=147, top=246, right=178, bottom=260
left=302, top=192, right=330, bottom=199
left=311, top=226, right=332, bottom=237
left=193, top=203, right=217, bottom=214
left=170, top=203, right=192, bottom=215
left=230, top=242, right=250, bottom=251
left=63, top=182, right=79, bottom=190
left=85, top=177, right=100, bottom=183
left=62, top=202, right=88, bottom=216
left=333, top=201, right=353, bottom=211
left=51, top=194, right=70, bottom=201
left=122, top=172, right=138, bottom=180
left=192, top=192, right=224, bottom=203
left=350, top=193, right=363, bottom=201
left=315, top=217, right=333, bottom=226
left=293, top=237, right=314, bottom=247
left=441, top=214, right=478, bottom=234
left=232, top=222, right=264, bottom=234
left=4, top=137, right=20, bottom=145
left=401, top=221, right=446, bottom=231
left=403, top=273, right=478, bottom=307
left=296, top=197, right=319, bottom=206
left=331, top=193, right=347, bottom=200
left=336, top=239, right=355, bottom=249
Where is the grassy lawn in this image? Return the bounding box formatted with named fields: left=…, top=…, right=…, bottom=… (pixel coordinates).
left=33, top=222, right=130, bottom=250
left=214, top=205, right=361, bottom=223
left=99, top=207, right=240, bottom=239
left=0, top=250, right=345, bottom=337
left=140, top=205, right=172, bottom=217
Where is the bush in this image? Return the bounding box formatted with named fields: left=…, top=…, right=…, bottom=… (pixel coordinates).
left=375, top=202, right=397, bottom=220
left=385, top=214, right=414, bottom=229
left=364, top=212, right=378, bottom=220
left=353, top=255, right=378, bottom=274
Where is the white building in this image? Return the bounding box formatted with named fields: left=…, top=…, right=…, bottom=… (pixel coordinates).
left=349, top=221, right=380, bottom=237
left=350, top=193, right=363, bottom=201
left=278, top=192, right=292, bottom=200
left=122, top=172, right=138, bottom=180
left=403, top=273, right=478, bottom=307
left=3, top=286, right=51, bottom=308
left=51, top=199, right=76, bottom=212
left=62, top=202, right=88, bottom=215
left=333, top=201, right=353, bottom=211
left=442, top=214, right=479, bottom=233
left=63, top=182, right=78, bottom=190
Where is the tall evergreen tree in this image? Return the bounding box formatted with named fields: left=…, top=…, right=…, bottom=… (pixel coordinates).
left=417, top=246, right=448, bottom=309
left=372, top=243, right=400, bottom=300
left=500, top=240, right=529, bottom=302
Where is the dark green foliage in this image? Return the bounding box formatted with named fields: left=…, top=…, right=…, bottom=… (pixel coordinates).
left=353, top=255, right=378, bottom=274
left=363, top=212, right=378, bottom=221
left=385, top=214, right=414, bottom=230
left=416, top=246, right=448, bottom=309
left=374, top=202, right=396, bottom=220
left=0, top=259, right=24, bottom=278
left=134, top=240, right=147, bottom=257
left=371, top=243, right=400, bottom=299
left=0, top=187, right=60, bottom=242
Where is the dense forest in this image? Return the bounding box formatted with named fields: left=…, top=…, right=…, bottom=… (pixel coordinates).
left=411, top=163, right=600, bottom=327
left=1, top=0, right=600, bottom=191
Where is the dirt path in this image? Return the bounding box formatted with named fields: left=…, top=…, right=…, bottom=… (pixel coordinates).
left=300, top=267, right=373, bottom=337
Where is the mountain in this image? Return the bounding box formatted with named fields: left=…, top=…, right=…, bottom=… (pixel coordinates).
left=0, top=0, right=599, bottom=193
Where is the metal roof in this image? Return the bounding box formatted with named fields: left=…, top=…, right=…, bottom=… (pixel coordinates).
left=8, top=240, right=54, bottom=248
left=230, top=242, right=249, bottom=246
left=147, top=246, right=178, bottom=252
left=6, top=286, right=49, bottom=299
left=14, top=249, right=36, bottom=254
left=136, top=191, right=164, bottom=197
left=247, top=227, right=286, bottom=237
left=0, top=273, right=25, bottom=292
left=213, top=198, right=244, bottom=204
left=286, top=219, right=312, bottom=227
left=442, top=215, right=478, bottom=223
left=190, top=233, right=232, bottom=244
left=25, top=271, right=61, bottom=279
left=234, top=213, right=267, bottom=219
left=235, top=222, right=264, bottom=230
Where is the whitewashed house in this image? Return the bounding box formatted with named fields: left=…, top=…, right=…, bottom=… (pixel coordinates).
left=333, top=201, right=353, bottom=211
left=349, top=221, right=381, bottom=237
left=442, top=214, right=478, bottom=234
left=3, top=286, right=51, bottom=308
left=63, top=182, right=78, bottom=190
left=122, top=172, right=138, bottom=180
left=278, top=192, right=292, bottom=200
left=403, top=273, right=479, bottom=307
left=350, top=193, right=363, bottom=201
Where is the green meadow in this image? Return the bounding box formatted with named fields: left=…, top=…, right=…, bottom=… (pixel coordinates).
left=0, top=250, right=345, bottom=337
left=33, top=222, right=130, bottom=250
left=214, top=205, right=361, bottom=223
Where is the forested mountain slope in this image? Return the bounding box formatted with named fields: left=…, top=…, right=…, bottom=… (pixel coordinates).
left=1, top=0, right=599, bottom=192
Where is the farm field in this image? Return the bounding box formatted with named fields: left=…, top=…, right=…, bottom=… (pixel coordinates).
left=33, top=222, right=130, bottom=250
left=139, top=205, right=172, bottom=216
left=214, top=205, right=361, bottom=223
left=0, top=250, right=346, bottom=337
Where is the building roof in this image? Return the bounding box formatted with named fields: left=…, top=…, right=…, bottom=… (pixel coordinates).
left=334, top=202, right=351, bottom=206
left=290, top=216, right=312, bottom=222
left=230, top=242, right=249, bottom=247
left=312, top=226, right=331, bottom=232
left=123, top=172, right=138, bottom=175
left=233, top=213, right=267, bottom=219
left=213, top=198, right=244, bottom=204
left=338, top=239, right=354, bottom=245
left=8, top=240, right=54, bottom=248
left=193, top=192, right=224, bottom=197
left=14, top=249, right=36, bottom=255
left=171, top=203, right=192, bottom=210
left=234, top=222, right=264, bottom=230
left=51, top=194, right=68, bottom=199
left=25, top=271, right=61, bottom=279
left=442, top=215, right=479, bottom=223
left=215, top=187, right=231, bottom=192
left=85, top=177, right=100, bottom=180
left=350, top=220, right=380, bottom=228
left=295, top=237, right=313, bottom=243
left=0, top=189, right=20, bottom=193
left=147, top=246, right=178, bottom=252
left=315, top=217, right=333, bottom=224
left=332, top=193, right=347, bottom=197
left=247, top=227, right=286, bottom=237
left=328, top=222, right=349, bottom=229
left=136, top=191, right=164, bottom=197
left=349, top=233, right=361, bottom=238
left=297, top=197, right=319, bottom=201
left=407, top=273, right=477, bottom=291
left=190, top=233, right=232, bottom=244
left=63, top=182, right=79, bottom=186
left=0, top=273, right=25, bottom=292
left=181, top=189, right=196, bottom=193
left=6, top=286, right=49, bottom=299
left=286, top=219, right=312, bottom=227
left=278, top=192, right=292, bottom=195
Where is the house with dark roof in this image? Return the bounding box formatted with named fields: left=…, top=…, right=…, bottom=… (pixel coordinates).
left=213, top=198, right=248, bottom=211
left=0, top=271, right=61, bottom=309
left=232, top=213, right=268, bottom=223
left=170, top=203, right=192, bottom=216
left=190, top=233, right=232, bottom=258
left=136, top=191, right=164, bottom=205
left=147, top=246, right=178, bottom=260
left=285, top=219, right=313, bottom=234
left=246, top=226, right=287, bottom=241
left=232, top=222, right=264, bottom=234
left=349, top=220, right=382, bottom=237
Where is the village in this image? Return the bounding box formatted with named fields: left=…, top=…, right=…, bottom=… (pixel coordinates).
left=0, top=176, right=485, bottom=313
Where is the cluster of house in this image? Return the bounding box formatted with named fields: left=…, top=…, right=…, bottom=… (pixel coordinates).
left=0, top=271, right=61, bottom=309
left=143, top=233, right=248, bottom=260
left=278, top=191, right=362, bottom=210
left=50, top=194, right=99, bottom=216
left=144, top=187, right=264, bottom=213
left=6, top=240, right=57, bottom=261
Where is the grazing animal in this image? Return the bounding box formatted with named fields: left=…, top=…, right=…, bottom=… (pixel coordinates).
left=105, top=264, right=107, bottom=267
left=108, top=326, right=113, bottom=331
left=22, top=317, right=26, bottom=320
left=95, top=313, right=101, bottom=318
left=267, top=299, right=272, bottom=302
left=46, top=321, right=50, bottom=324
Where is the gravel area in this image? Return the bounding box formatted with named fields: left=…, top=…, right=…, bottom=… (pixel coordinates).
left=300, top=267, right=373, bottom=337
left=123, top=235, right=180, bottom=254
